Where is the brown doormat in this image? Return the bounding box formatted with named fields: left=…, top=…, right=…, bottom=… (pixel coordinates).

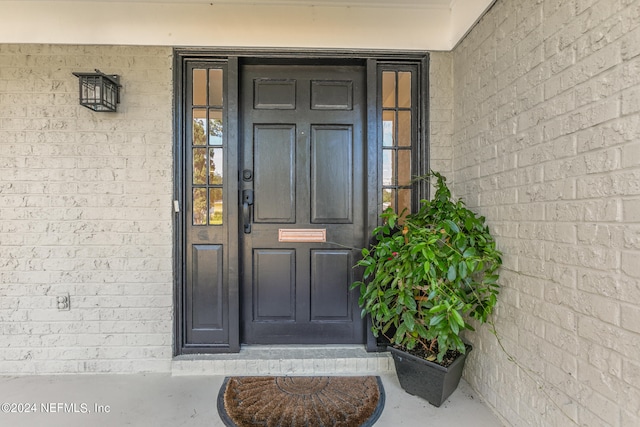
left=217, top=376, right=385, bottom=427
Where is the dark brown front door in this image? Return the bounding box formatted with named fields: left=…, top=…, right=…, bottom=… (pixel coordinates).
left=240, top=64, right=366, bottom=344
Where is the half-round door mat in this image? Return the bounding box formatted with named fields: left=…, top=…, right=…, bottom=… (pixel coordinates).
left=217, top=376, right=385, bottom=427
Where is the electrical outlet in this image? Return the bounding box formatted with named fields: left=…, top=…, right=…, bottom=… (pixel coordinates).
left=56, top=294, right=70, bottom=311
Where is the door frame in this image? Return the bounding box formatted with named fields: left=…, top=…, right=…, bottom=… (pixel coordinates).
left=173, top=49, right=430, bottom=355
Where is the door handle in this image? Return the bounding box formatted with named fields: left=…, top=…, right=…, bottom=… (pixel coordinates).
left=243, top=201, right=251, bottom=233
left=243, top=189, right=254, bottom=233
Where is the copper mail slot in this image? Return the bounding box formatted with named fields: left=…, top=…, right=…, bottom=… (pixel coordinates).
left=278, top=229, right=326, bottom=243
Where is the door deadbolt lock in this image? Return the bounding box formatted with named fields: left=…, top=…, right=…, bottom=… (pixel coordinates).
left=242, top=169, right=253, bottom=182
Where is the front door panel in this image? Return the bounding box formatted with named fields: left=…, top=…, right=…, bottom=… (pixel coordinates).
left=241, top=64, right=366, bottom=344
left=254, top=125, right=296, bottom=223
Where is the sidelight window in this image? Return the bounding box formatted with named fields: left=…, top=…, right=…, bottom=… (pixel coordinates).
left=191, top=67, right=225, bottom=225
left=380, top=68, right=418, bottom=216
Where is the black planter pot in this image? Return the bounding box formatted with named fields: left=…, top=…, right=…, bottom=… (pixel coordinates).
left=388, top=345, right=471, bottom=407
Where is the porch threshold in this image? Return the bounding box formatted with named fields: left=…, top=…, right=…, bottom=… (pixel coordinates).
left=172, top=345, right=394, bottom=376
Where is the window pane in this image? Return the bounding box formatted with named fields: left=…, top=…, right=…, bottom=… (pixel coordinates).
left=193, top=188, right=207, bottom=225
left=193, top=148, right=207, bottom=184
left=382, top=149, right=393, bottom=185
left=398, top=72, right=412, bottom=108
left=193, top=69, right=207, bottom=106
left=209, top=188, right=223, bottom=225
left=382, top=110, right=395, bottom=147
left=209, top=69, right=223, bottom=106
left=382, top=188, right=394, bottom=212
left=193, top=109, right=207, bottom=146
left=209, top=109, right=223, bottom=145
left=398, top=150, right=412, bottom=186
left=208, top=147, right=223, bottom=185
left=398, top=189, right=411, bottom=216
left=391, top=151, right=399, bottom=185
left=398, top=111, right=412, bottom=147
left=382, top=71, right=396, bottom=108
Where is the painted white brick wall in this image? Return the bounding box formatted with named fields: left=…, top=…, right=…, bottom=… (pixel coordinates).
left=0, top=45, right=175, bottom=374
left=452, top=0, right=640, bottom=426
left=429, top=52, right=454, bottom=176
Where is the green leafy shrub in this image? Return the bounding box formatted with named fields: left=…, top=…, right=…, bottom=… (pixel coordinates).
left=352, top=171, right=502, bottom=363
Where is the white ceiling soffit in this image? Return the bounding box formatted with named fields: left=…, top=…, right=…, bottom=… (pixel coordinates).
left=0, top=0, right=495, bottom=50
left=2, top=0, right=454, bottom=7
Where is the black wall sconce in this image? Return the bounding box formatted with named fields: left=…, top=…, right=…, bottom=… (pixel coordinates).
left=72, top=69, right=121, bottom=112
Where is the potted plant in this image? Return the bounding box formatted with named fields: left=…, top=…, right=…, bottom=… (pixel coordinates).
left=352, top=171, right=502, bottom=407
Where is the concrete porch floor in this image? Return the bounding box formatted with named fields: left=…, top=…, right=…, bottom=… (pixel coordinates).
left=0, top=372, right=504, bottom=426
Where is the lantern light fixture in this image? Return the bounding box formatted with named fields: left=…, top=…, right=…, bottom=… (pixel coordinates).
left=72, top=69, right=121, bottom=112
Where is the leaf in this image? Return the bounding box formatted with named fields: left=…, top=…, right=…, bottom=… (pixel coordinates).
left=402, top=312, right=416, bottom=332
left=403, top=293, right=417, bottom=310
left=381, top=322, right=392, bottom=334
left=449, top=316, right=460, bottom=335
left=444, top=219, right=459, bottom=233
left=447, top=265, right=457, bottom=282
left=462, top=247, right=476, bottom=258
left=464, top=217, right=474, bottom=231
left=428, top=304, right=446, bottom=314
left=381, top=303, right=391, bottom=318
left=429, top=313, right=446, bottom=326
left=388, top=215, right=396, bottom=229
left=458, top=261, right=467, bottom=279
left=485, top=274, right=499, bottom=284
left=384, top=288, right=399, bottom=299
left=490, top=294, right=497, bottom=306
left=396, top=323, right=407, bottom=341
left=415, top=323, right=429, bottom=338
left=411, top=243, right=425, bottom=254
left=451, top=309, right=465, bottom=327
